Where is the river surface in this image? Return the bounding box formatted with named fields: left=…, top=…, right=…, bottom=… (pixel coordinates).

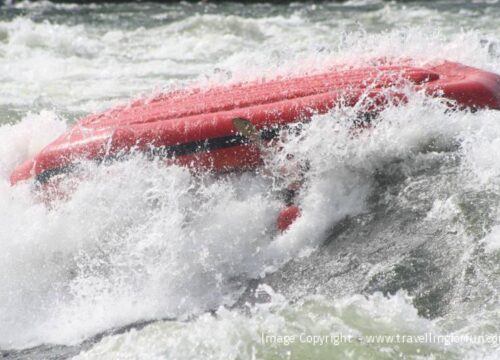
left=0, top=1, right=500, bottom=359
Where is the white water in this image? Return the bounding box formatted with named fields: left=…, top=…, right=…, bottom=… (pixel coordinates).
left=0, top=1, right=500, bottom=359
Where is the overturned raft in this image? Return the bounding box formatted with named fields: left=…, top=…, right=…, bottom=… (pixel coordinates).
left=11, top=61, right=500, bottom=185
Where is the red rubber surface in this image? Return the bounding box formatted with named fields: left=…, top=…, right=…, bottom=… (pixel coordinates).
left=277, top=206, right=301, bottom=232
left=10, top=61, right=500, bottom=185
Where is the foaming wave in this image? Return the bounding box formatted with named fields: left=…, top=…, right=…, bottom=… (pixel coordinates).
left=74, top=288, right=452, bottom=360
left=1, top=7, right=498, bottom=114
left=0, top=157, right=275, bottom=347
left=2, top=89, right=500, bottom=349
left=0, top=111, right=66, bottom=179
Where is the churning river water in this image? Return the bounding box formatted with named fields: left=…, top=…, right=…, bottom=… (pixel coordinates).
left=0, top=0, right=500, bottom=359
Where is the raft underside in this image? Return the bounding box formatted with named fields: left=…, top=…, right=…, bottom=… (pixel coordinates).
left=10, top=61, right=500, bottom=185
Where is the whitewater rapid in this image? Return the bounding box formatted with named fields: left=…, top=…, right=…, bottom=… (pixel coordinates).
left=1, top=1, right=500, bottom=359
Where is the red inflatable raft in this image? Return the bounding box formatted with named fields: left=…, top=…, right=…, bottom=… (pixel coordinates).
left=10, top=61, right=500, bottom=185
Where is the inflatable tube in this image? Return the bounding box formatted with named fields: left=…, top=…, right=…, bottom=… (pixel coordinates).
left=10, top=61, right=500, bottom=185
left=277, top=206, right=301, bottom=232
